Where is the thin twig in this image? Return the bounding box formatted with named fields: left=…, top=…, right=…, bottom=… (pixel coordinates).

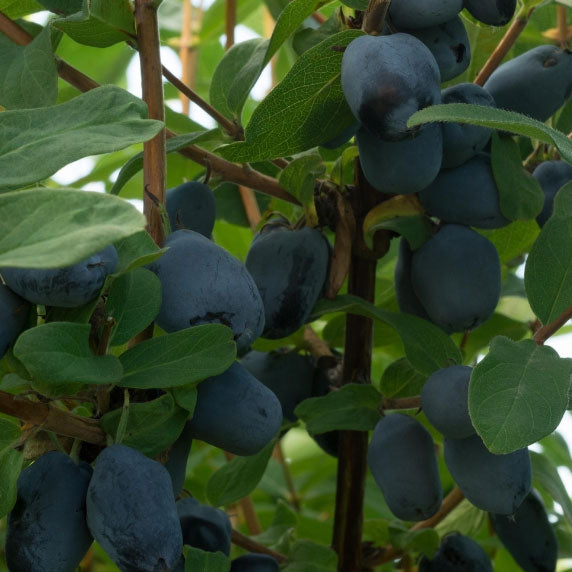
left=533, top=304, right=572, bottom=346
left=178, top=0, right=194, bottom=115
left=274, top=442, right=301, bottom=510
left=382, top=396, right=422, bottom=410
left=474, top=7, right=535, bottom=86
left=557, top=5, right=569, bottom=49
left=225, top=0, right=236, bottom=50
left=238, top=186, right=262, bottom=230
left=231, top=529, right=289, bottom=563
left=0, top=392, right=106, bottom=445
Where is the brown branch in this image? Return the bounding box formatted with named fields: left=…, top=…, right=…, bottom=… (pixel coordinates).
left=311, top=12, right=327, bottom=25
left=179, top=0, right=194, bottom=115
left=0, top=392, right=106, bottom=446
left=231, top=529, right=289, bottom=563
left=557, top=5, right=569, bottom=49
left=363, top=0, right=391, bottom=35
left=533, top=304, right=572, bottom=346
left=274, top=441, right=301, bottom=510
left=239, top=186, right=262, bottom=230
left=225, top=0, right=236, bottom=50
left=382, top=396, right=422, bottom=410
left=474, top=7, right=535, bottom=86
left=362, top=487, right=465, bottom=568
left=303, top=325, right=335, bottom=359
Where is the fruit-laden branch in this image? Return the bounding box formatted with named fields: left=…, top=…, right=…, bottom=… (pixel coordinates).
left=135, top=0, right=167, bottom=248
left=474, top=7, right=535, bottom=86
left=0, top=391, right=106, bottom=446
left=533, top=303, right=572, bottom=346
left=362, top=487, right=465, bottom=568
left=0, top=12, right=298, bottom=206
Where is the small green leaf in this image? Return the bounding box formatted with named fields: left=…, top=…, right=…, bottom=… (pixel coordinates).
left=0, top=417, right=21, bottom=451
left=206, top=438, right=275, bottom=506
left=525, top=185, right=572, bottom=324
left=13, top=322, right=123, bottom=397
left=101, top=393, right=189, bottom=457
left=106, top=268, right=162, bottom=346
left=278, top=153, right=325, bottom=205
left=1, top=26, right=57, bottom=110
left=469, top=337, right=572, bottom=454
left=284, top=540, right=338, bottom=571
left=408, top=104, right=572, bottom=164
left=0, top=188, right=145, bottom=268
left=0, top=85, right=163, bottom=191
left=0, top=0, right=42, bottom=18
left=295, top=384, right=382, bottom=434
left=491, top=133, right=544, bottom=221
left=114, top=230, right=166, bottom=274
left=118, top=325, right=236, bottom=389
left=379, top=358, right=426, bottom=399
left=435, top=499, right=485, bottom=538
left=53, top=0, right=135, bottom=47
left=478, top=219, right=539, bottom=264
left=0, top=448, right=24, bottom=518
left=110, top=131, right=216, bottom=196
left=184, top=547, right=230, bottom=572
left=220, top=30, right=363, bottom=162
left=171, top=386, right=198, bottom=415
left=311, top=295, right=462, bottom=375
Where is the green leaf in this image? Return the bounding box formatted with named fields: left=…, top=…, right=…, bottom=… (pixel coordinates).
left=0, top=448, right=23, bottom=518
left=295, top=384, right=382, bottom=434
left=53, top=0, right=135, bottom=47
left=311, top=295, right=462, bottom=376
left=0, top=188, right=145, bottom=268
left=0, top=85, right=163, bottom=191
left=206, top=438, right=275, bottom=506
left=491, top=133, right=544, bottom=221
left=118, top=325, right=236, bottom=389
left=106, top=268, right=162, bottom=346
left=525, top=185, right=572, bottom=324
left=1, top=26, right=57, bottom=110
left=110, top=131, right=215, bottom=196
left=37, top=0, right=83, bottom=14
left=13, top=322, right=123, bottom=397
left=278, top=153, right=325, bottom=205
left=171, top=386, right=198, bottom=415
left=114, top=230, right=166, bottom=274
left=531, top=450, right=572, bottom=526
left=220, top=30, right=363, bottom=162
left=0, top=0, right=42, bottom=18
left=408, top=104, right=572, bottom=164
left=184, top=547, right=230, bottom=572
left=284, top=540, right=337, bottom=571
left=101, top=393, right=189, bottom=457
left=210, top=39, right=268, bottom=121
left=379, top=358, right=426, bottom=399
left=469, top=337, right=572, bottom=454
left=0, top=417, right=21, bottom=451
left=478, top=219, right=539, bottom=264
left=200, top=0, right=260, bottom=43
left=435, top=499, right=486, bottom=538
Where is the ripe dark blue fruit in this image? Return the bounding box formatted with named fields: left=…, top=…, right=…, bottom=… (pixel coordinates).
left=177, top=497, right=232, bottom=555
left=410, top=225, right=501, bottom=333
left=407, top=17, right=470, bottom=81
left=485, top=45, right=572, bottom=122
left=356, top=124, right=443, bottom=194
left=419, top=532, right=493, bottom=571
left=341, top=33, right=440, bottom=140
left=166, top=181, right=216, bottom=237
left=490, top=491, right=558, bottom=572
left=419, top=154, right=510, bottom=229
left=533, top=160, right=572, bottom=227
left=240, top=350, right=315, bottom=422
left=5, top=451, right=93, bottom=572
left=440, top=83, right=496, bottom=168
left=464, top=0, right=517, bottom=26
left=187, top=362, right=283, bottom=456
left=389, top=0, right=463, bottom=29
left=368, top=414, right=442, bottom=521
left=0, top=284, right=29, bottom=359
left=421, top=365, right=475, bottom=438
left=230, top=554, right=280, bottom=571
left=444, top=435, right=531, bottom=514
left=165, top=422, right=193, bottom=498
left=151, top=230, right=265, bottom=353
left=86, top=444, right=183, bottom=572
left=0, top=245, right=117, bottom=308
left=245, top=224, right=330, bottom=339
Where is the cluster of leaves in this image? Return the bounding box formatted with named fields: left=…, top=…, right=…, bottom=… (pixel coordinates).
left=1, top=0, right=572, bottom=570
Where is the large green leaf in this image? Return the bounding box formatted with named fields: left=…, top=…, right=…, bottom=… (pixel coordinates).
left=469, top=337, right=572, bottom=454
left=0, top=0, right=42, bottom=18
left=101, top=393, right=189, bottom=457
left=478, top=219, right=539, bottom=264
left=311, top=295, right=462, bottom=376
left=0, top=85, right=163, bottom=191
left=408, top=104, right=572, bottom=164
left=53, top=0, right=135, bottom=47
left=525, top=184, right=572, bottom=324
left=0, top=447, right=23, bottom=519
left=117, top=325, right=236, bottom=389
left=220, top=30, right=362, bottom=162
left=0, top=188, right=145, bottom=268
left=0, top=26, right=58, bottom=110
left=206, top=438, right=276, bottom=506
left=379, top=358, right=427, bottom=399
left=295, top=384, right=382, bottom=434
left=13, top=322, right=123, bottom=397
